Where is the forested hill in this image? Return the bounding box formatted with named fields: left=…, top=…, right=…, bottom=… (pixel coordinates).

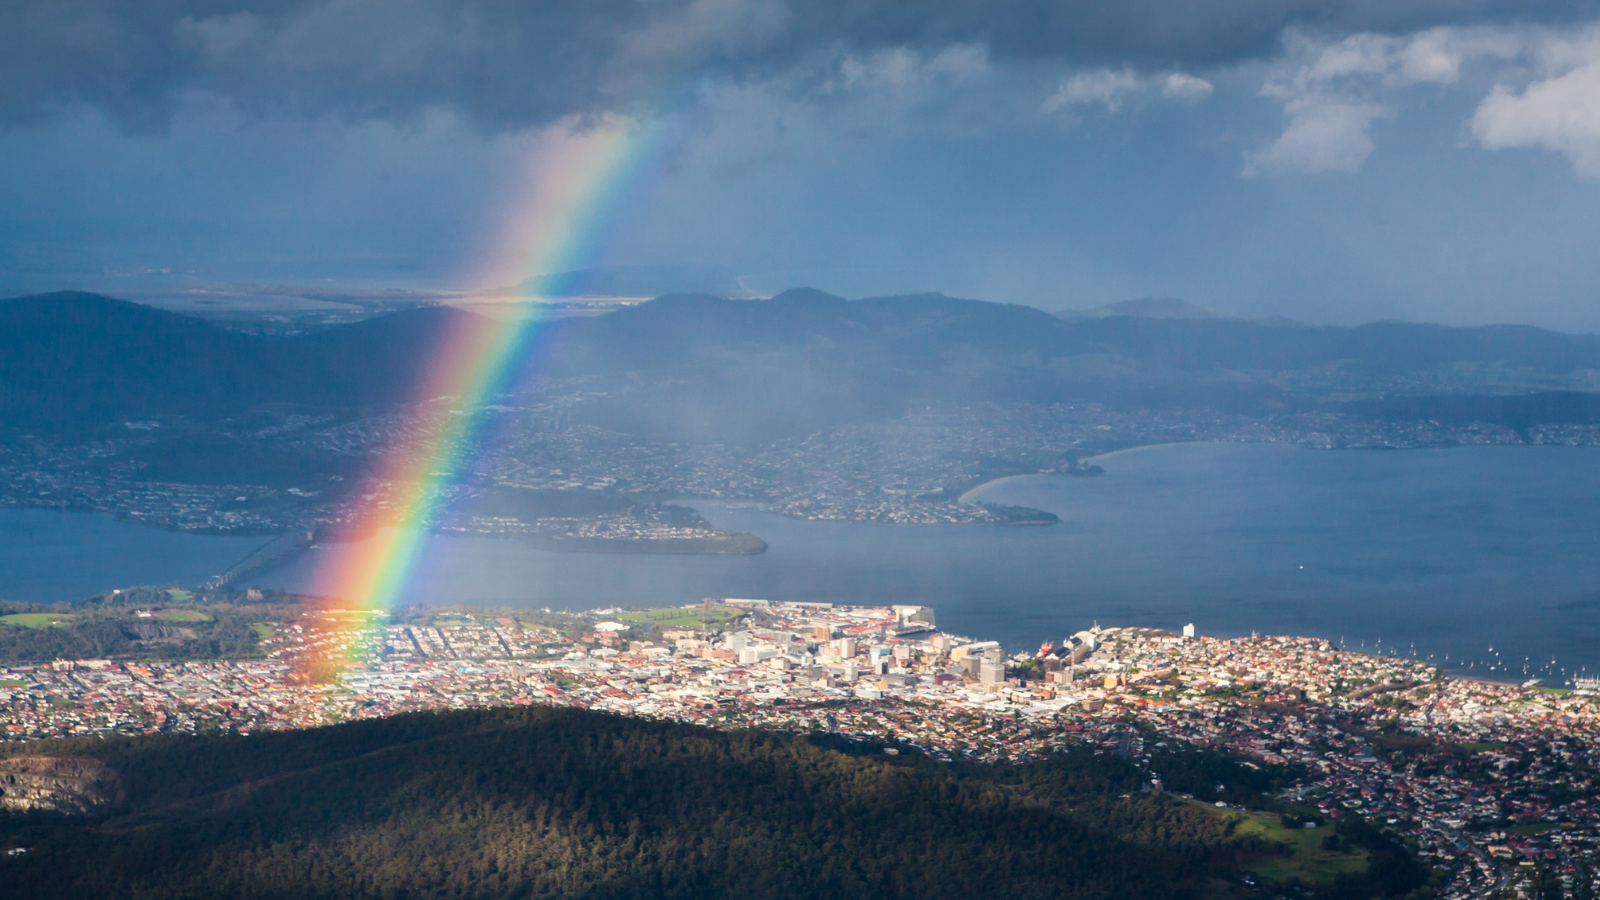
left=0, top=707, right=1425, bottom=900
left=559, top=289, right=1600, bottom=374
left=7, top=288, right=1600, bottom=440
left=0, top=291, right=473, bottom=430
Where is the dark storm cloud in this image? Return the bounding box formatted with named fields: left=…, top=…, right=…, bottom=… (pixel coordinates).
left=2, top=0, right=1594, bottom=132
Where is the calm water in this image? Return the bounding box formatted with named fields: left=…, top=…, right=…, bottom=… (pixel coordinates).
left=0, top=509, right=265, bottom=602
left=4, top=444, right=1600, bottom=681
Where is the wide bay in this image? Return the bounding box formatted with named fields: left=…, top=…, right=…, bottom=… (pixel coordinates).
left=4, top=443, right=1598, bottom=681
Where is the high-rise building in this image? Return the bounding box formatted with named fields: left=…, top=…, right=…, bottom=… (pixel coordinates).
left=1182, top=623, right=1196, bottom=638
left=979, top=658, right=1005, bottom=684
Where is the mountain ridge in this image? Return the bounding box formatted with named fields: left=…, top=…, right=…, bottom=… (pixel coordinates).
left=7, top=289, right=1600, bottom=441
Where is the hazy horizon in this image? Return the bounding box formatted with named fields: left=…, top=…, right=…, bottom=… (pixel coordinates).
left=10, top=278, right=1600, bottom=338
left=5, top=2, right=1600, bottom=330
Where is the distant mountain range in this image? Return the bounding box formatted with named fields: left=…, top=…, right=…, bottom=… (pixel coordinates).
left=7, top=288, right=1600, bottom=441
left=1057, top=297, right=1230, bottom=319
left=514, top=264, right=747, bottom=298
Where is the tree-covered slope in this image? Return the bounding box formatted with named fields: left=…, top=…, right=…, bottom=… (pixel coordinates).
left=0, top=708, right=1221, bottom=899
left=0, top=292, right=475, bottom=430
left=0, top=708, right=1433, bottom=900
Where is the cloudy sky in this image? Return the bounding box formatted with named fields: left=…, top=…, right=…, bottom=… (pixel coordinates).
left=3, top=0, right=1600, bottom=328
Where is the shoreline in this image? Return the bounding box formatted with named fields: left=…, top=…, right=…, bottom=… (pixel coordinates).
left=522, top=532, right=768, bottom=556
left=956, top=440, right=1211, bottom=502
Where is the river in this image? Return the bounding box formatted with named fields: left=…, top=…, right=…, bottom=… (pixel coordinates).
left=3, top=443, right=1598, bottom=681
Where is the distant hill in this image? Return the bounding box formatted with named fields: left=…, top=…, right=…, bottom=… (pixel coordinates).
left=0, top=292, right=274, bottom=430
left=0, top=292, right=475, bottom=431
left=1058, top=297, right=1226, bottom=319
left=516, top=264, right=747, bottom=298
left=1346, top=390, right=1600, bottom=430
left=549, top=289, right=1600, bottom=377
left=538, top=289, right=1600, bottom=438
left=0, top=707, right=1425, bottom=899
left=7, top=288, right=1600, bottom=442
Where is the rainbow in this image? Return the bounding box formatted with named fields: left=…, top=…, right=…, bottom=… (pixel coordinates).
left=302, top=115, right=661, bottom=669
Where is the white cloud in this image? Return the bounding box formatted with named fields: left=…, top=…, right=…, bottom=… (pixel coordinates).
left=1245, top=97, right=1388, bottom=175
left=1042, top=68, right=1212, bottom=114
left=1397, top=30, right=1469, bottom=83
left=1162, top=72, right=1214, bottom=102
left=1470, top=30, right=1600, bottom=177
left=1043, top=69, right=1142, bottom=112
left=1249, top=26, right=1521, bottom=176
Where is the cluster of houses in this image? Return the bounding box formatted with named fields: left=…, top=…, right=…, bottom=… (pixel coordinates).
left=4, top=601, right=1598, bottom=896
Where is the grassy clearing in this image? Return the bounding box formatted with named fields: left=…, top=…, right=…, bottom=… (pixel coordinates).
left=0, top=613, right=77, bottom=629
left=615, top=606, right=748, bottom=628
left=1186, top=801, right=1370, bottom=885
left=165, top=589, right=194, bottom=602
left=0, top=679, right=28, bottom=688
left=251, top=623, right=277, bottom=640
left=153, top=609, right=211, bottom=622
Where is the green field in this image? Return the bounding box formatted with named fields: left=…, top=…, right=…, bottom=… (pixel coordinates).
left=164, top=589, right=193, bottom=602
left=0, top=679, right=27, bottom=688
left=1191, top=803, right=1370, bottom=885
left=153, top=609, right=211, bottom=622
left=0, top=612, right=78, bottom=628
left=251, top=623, right=277, bottom=640
left=615, top=606, right=748, bottom=628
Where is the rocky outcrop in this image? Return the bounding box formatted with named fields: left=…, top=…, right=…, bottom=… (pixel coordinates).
left=0, top=756, right=122, bottom=814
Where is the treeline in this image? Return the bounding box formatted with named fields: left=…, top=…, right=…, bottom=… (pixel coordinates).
left=1346, top=390, right=1600, bottom=431
left=0, top=616, right=258, bottom=664
left=0, top=708, right=1436, bottom=899
left=0, top=589, right=289, bottom=664
left=1314, top=816, right=1435, bottom=900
